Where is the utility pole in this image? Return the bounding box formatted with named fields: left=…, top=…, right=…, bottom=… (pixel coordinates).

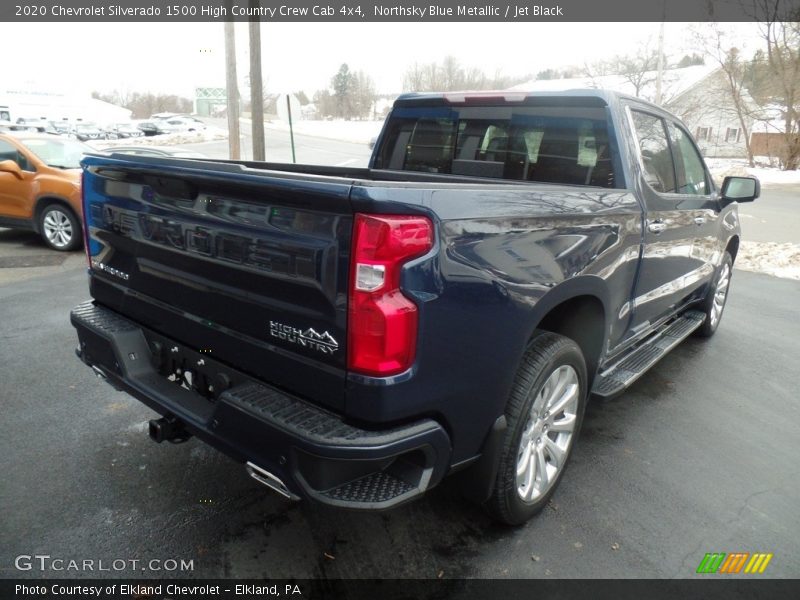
left=249, top=1, right=265, bottom=161
left=224, top=15, right=240, bottom=160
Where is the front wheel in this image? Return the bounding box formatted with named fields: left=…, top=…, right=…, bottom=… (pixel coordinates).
left=485, top=332, right=588, bottom=525
left=39, top=204, right=81, bottom=251
left=696, top=251, right=733, bottom=338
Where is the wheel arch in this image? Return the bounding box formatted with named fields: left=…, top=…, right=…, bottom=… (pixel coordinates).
left=459, top=276, right=610, bottom=505
left=526, top=276, right=610, bottom=387
left=33, top=194, right=79, bottom=233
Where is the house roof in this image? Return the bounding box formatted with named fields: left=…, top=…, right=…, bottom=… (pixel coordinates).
left=508, top=64, right=719, bottom=105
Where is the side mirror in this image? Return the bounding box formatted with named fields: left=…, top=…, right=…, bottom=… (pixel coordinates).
left=0, top=159, right=23, bottom=179
left=721, top=176, right=759, bottom=203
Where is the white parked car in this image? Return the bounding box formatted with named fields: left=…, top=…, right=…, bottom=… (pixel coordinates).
left=158, top=117, right=206, bottom=133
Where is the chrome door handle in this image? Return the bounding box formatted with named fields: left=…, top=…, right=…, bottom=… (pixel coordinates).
left=647, top=221, right=668, bottom=234
left=694, top=216, right=706, bottom=225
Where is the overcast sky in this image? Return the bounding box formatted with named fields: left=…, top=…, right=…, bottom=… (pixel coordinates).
left=0, top=22, right=765, bottom=98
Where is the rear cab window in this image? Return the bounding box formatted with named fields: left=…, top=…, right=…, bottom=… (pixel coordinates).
left=374, top=102, right=621, bottom=188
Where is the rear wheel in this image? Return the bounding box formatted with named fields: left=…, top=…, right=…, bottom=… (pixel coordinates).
left=696, top=251, right=733, bottom=338
left=39, top=204, right=81, bottom=251
left=485, top=332, right=588, bottom=525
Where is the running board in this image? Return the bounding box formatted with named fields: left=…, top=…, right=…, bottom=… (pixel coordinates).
left=592, top=310, right=705, bottom=399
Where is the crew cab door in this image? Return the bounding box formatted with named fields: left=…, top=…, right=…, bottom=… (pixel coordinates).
left=626, top=107, right=720, bottom=334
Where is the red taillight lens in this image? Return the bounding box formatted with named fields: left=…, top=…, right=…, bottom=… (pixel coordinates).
left=348, top=214, right=433, bottom=377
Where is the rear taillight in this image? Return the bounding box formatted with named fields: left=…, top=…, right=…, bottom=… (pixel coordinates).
left=348, top=214, right=433, bottom=377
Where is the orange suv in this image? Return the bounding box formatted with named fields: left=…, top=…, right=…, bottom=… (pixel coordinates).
left=0, top=132, right=93, bottom=251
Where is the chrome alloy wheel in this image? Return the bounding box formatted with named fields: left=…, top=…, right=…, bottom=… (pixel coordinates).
left=710, top=262, right=731, bottom=328
left=43, top=208, right=74, bottom=249
left=515, top=364, right=580, bottom=501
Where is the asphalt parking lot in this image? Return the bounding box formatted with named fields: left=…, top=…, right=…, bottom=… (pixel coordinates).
left=1, top=188, right=799, bottom=580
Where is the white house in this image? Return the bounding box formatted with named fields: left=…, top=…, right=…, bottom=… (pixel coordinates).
left=509, top=65, right=757, bottom=158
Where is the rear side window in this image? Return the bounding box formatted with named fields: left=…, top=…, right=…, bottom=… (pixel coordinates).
left=375, top=105, right=618, bottom=188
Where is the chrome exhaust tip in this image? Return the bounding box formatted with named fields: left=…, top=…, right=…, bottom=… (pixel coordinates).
left=246, top=461, right=300, bottom=501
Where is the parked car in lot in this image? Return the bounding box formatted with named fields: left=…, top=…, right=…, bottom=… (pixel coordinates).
left=72, top=123, right=106, bottom=141
left=158, top=117, right=206, bottom=133
left=151, top=112, right=180, bottom=120
left=101, top=145, right=207, bottom=158
left=106, top=123, right=144, bottom=139
left=11, top=118, right=55, bottom=134
left=48, top=121, right=74, bottom=136
left=136, top=121, right=171, bottom=136
left=71, top=90, right=759, bottom=524
left=0, top=132, right=92, bottom=250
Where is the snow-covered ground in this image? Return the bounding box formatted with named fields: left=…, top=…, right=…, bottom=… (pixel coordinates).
left=706, top=158, right=800, bottom=279
left=706, top=157, right=800, bottom=186
left=736, top=241, right=800, bottom=280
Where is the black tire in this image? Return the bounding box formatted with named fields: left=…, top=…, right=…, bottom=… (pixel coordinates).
left=38, top=203, right=81, bottom=251
left=485, top=331, right=588, bottom=525
left=695, top=251, right=733, bottom=338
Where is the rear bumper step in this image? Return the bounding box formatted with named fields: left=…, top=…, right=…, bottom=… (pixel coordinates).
left=71, top=300, right=451, bottom=509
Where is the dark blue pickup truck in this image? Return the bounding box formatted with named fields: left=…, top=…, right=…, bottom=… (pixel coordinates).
left=71, top=90, right=759, bottom=524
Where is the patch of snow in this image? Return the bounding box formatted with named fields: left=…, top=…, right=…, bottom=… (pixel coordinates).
left=705, top=157, right=800, bottom=186
left=91, top=127, right=227, bottom=149
left=746, top=165, right=800, bottom=185
left=735, top=241, right=800, bottom=280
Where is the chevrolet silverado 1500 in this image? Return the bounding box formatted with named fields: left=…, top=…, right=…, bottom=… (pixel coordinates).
left=71, top=90, right=759, bottom=524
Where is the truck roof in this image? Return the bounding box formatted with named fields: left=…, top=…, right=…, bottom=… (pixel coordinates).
left=393, top=88, right=663, bottom=112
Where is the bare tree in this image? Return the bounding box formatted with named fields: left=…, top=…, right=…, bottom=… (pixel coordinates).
left=312, top=89, right=335, bottom=118
left=761, top=17, right=800, bottom=169
left=402, top=62, right=426, bottom=91
left=402, top=56, right=526, bottom=92
left=585, top=42, right=661, bottom=98
left=92, top=91, right=192, bottom=118
left=694, top=24, right=759, bottom=166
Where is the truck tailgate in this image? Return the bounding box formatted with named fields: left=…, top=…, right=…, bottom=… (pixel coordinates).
left=82, top=155, right=353, bottom=411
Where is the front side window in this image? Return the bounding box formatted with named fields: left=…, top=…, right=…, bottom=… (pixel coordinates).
left=667, top=122, right=709, bottom=196
left=375, top=104, right=618, bottom=188
left=0, top=139, right=18, bottom=163
left=630, top=110, right=676, bottom=194
left=0, top=140, right=33, bottom=171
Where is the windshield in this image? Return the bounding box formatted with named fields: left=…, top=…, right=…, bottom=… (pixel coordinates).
left=22, top=137, right=94, bottom=169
